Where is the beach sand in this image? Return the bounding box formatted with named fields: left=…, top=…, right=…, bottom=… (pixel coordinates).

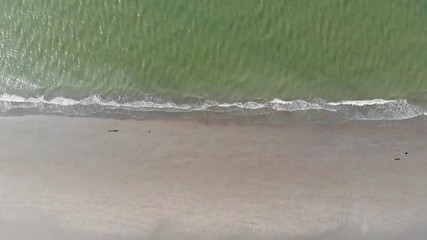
left=1, top=116, right=427, bottom=239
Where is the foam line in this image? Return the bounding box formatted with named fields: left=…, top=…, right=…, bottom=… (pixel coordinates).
left=0, top=94, right=425, bottom=120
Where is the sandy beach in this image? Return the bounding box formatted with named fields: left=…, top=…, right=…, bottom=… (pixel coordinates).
left=1, top=116, right=427, bottom=239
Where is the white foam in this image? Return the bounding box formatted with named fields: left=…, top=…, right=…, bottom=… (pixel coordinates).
left=327, top=99, right=398, bottom=106
left=217, top=101, right=265, bottom=109
left=0, top=94, right=194, bottom=111
left=0, top=94, right=425, bottom=120
left=192, top=100, right=265, bottom=111
left=270, top=99, right=324, bottom=111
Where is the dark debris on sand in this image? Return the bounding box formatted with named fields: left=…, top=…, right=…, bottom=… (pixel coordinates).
left=394, top=150, right=409, bottom=160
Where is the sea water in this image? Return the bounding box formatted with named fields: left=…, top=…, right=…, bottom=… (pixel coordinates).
left=1, top=0, right=427, bottom=121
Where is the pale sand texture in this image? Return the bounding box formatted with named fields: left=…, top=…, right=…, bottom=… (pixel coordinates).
left=0, top=116, right=427, bottom=239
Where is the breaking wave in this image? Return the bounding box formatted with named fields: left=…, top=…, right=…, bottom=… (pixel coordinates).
left=0, top=94, right=425, bottom=121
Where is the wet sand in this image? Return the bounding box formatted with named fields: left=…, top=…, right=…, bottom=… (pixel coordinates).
left=1, top=116, right=427, bottom=239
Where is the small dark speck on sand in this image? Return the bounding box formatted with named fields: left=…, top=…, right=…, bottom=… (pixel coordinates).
left=394, top=158, right=401, bottom=161
left=147, top=130, right=151, bottom=133
left=108, top=129, right=119, bottom=132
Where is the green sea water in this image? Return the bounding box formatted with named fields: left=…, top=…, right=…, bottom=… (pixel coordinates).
left=1, top=0, right=427, bottom=102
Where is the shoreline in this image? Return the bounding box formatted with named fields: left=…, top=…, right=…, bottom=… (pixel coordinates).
left=1, top=115, right=427, bottom=239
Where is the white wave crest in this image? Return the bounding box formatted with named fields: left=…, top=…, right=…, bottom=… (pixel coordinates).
left=270, top=99, right=325, bottom=111
left=0, top=94, right=425, bottom=120
left=327, top=99, right=397, bottom=106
